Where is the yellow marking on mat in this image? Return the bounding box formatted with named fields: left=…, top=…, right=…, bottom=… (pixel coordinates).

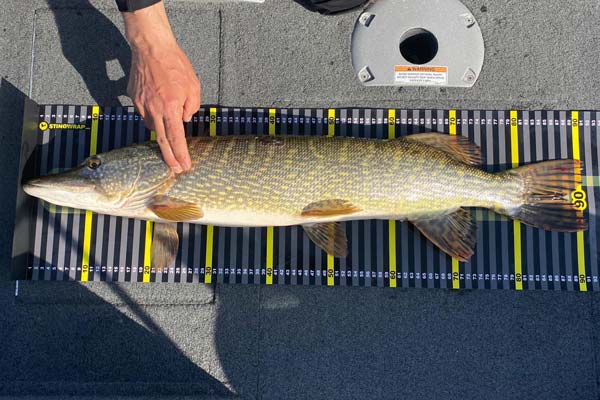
left=512, top=219, right=523, bottom=289
left=269, top=108, right=276, bottom=136
left=451, top=258, right=460, bottom=289
left=510, top=110, right=523, bottom=290
left=572, top=112, right=581, bottom=160
left=328, top=109, right=336, bottom=137
left=449, top=110, right=460, bottom=289
left=143, top=131, right=157, bottom=283
left=449, top=109, right=457, bottom=136
left=204, top=108, right=217, bottom=284
left=510, top=111, right=520, bottom=168
left=266, top=226, right=274, bottom=285
left=388, top=109, right=396, bottom=140
left=89, top=106, right=99, bottom=156
left=327, top=109, right=337, bottom=286
left=81, top=105, right=100, bottom=282
left=81, top=211, right=93, bottom=282
left=327, top=253, right=335, bottom=286
left=577, top=232, right=587, bottom=290
left=266, top=108, right=277, bottom=284
left=205, top=225, right=214, bottom=284
left=572, top=111, right=587, bottom=292
left=388, top=220, right=397, bottom=288
left=143, top=221, right=153, bottom=283
left=388, top=109, right=397, bottom=288
left=209, top=107, right=217, bottom=137
left=327, top=224, right=335, bottom=287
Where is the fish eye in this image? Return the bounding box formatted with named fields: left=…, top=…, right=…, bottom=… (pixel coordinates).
left=87, top=157, right=101, bottom=170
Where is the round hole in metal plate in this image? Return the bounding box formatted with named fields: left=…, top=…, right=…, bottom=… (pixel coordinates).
left=399, top=28, right=438, bottom=65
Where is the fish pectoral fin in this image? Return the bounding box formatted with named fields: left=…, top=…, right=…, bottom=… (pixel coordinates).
left=404, top=133, right=483, bottom=165
left=302, top=222, right=348, bottom=258
left=149, top=195, right=204, bottom=222
left=411, top=208, right=477, bottom=261
left=151, top=223, right=179, bottom=271
left=301, top=199, right=361, bottom=217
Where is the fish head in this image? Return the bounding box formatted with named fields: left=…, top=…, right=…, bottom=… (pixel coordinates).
left=23, top=142, right=171, bottom=213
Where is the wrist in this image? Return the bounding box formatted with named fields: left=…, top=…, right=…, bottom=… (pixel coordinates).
left=123, top=1, right=177, bottom=52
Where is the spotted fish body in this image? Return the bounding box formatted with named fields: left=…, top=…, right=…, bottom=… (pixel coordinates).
left=158, top=135, right=513, bottom=225
left=23, top=133, right=587, bottom=264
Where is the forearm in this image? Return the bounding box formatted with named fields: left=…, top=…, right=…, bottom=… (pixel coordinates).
left=119, top=0, right=200, bottom=173
left=121, top=1, right=177, bottom=53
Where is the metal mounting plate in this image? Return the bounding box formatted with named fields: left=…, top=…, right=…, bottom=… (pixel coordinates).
left=351, top=0, right=485, bottom=87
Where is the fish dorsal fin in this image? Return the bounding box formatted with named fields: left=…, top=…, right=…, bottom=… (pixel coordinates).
left=149, top=195, right=204, bottom=222
left=404, top=133, right=482, bottom=165
left=151, top=223, right=179, bottom=270
left=411, top=208, right=477, bottom=261
left=302, top=222, right=348, bottom=258
left=301, top=199, right=361, bottom=217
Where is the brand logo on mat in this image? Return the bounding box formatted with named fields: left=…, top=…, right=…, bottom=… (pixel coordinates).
left=39, top=121, right=88, bottom=131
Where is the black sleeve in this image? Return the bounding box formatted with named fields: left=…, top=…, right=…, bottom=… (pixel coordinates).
left=115, top=0, right=162, bottom=12
left=292, top=0, right=368, bottom=15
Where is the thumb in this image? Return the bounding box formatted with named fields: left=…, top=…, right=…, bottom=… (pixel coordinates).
left=182, top=93, right=200, bottom=122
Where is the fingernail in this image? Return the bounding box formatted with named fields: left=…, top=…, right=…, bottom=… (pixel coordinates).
left=173, top=165, right=183, bottom=174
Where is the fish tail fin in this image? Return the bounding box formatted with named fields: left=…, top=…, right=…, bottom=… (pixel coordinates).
left=499, top=159, right=587, bottom=232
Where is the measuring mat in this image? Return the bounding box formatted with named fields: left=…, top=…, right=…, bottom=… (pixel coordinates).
left=11, top=100, right=600, bottom=291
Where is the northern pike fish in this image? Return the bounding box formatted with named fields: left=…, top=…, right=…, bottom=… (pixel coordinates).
left=23, top=133, right=587, bottom=268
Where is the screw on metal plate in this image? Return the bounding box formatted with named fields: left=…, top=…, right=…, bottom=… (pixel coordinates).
left=462, top=68, right=477, bottom=84
left=358, top=66, right=374, bottom=83
left=461, top=13, right=476, bottom=28
left=358, top=12, right=375, bottom=27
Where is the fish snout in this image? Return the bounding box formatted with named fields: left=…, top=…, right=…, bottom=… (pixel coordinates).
left=22, top=172, right=96, bottom=199
left=22, top=178, right=45, bottom=196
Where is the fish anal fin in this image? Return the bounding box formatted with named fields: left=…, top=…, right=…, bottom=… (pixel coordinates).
left=302, top=222, right=348, bottom=258
left=405, top=133, right=482, bottom=165
left=301, top=199, right=361, bottom=217
left=149, top=195, right=204, bottom=222
left=411, top=208, right=477, bottom=261
left=152, top=223, right=179, bottom=271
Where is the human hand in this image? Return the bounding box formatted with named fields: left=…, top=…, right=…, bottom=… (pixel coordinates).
left=122, top=2, right=200, bottom=173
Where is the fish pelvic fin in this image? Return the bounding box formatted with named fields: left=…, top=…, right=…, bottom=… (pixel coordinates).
left=500, top=159, right=587, bottom=232
left=151, top=223, right=179, bottom=271
left=149, top=195, right=204, bottom=222
left=302, top=222, right=348, bottom=258
left=411, top=208, right=477, bottom=262
left=404, top=133, right=483, bottom=165
left=301, top=199, right=361, bottom=217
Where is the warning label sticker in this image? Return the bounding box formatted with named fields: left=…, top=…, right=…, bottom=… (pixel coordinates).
left=394, top=65, right=448, bottom=85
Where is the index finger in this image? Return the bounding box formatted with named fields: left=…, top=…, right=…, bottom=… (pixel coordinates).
left=153, top=116, right=183, bottom=173
left=164, top=114, right=192, bottom=171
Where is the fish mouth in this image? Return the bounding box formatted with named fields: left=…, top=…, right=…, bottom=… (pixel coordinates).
left=23, top=177, right=94, bottom=194
left=22, top=172, right=98, bottom=208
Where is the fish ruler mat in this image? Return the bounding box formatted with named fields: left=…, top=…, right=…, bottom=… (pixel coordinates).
left=11, top=102, right=600, bottom=291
